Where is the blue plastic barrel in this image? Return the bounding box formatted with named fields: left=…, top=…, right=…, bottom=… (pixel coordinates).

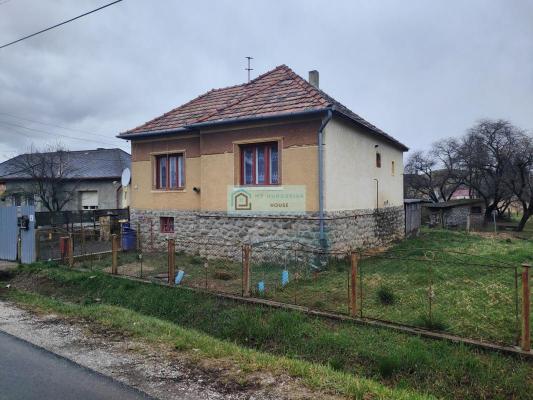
left=121, top=228, right=137, bottom=251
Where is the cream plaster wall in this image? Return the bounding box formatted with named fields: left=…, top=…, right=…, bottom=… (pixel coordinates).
left=323, top=118, right=404, bottom=211
left=198, top=146, right=319, bottom=211
left=131, top=158, right=201, bottom=210
left=200, top=152, right=235, bottom=211
left=282, top=146, right=319, bottom=212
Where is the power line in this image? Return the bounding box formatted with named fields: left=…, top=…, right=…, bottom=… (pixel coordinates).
left=0, top=0, right=123, bottom=50
left=0, top=112, right=114, bottom=140
left=0, top=120, right=120, bottom=147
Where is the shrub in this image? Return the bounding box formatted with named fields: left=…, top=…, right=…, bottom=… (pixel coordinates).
left=377, top=285, right=395, bottom=305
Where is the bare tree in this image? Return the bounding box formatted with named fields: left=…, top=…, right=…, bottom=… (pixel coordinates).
left=405, top=151, right=440, bottom=202
left=8, top=145, right=80, bottom=212
left=504, top=132, right=533, bottom=231
left=405, top=142, right=463, bottom=203
left=457, top=119, right=516, bottom=219
left=407, top=119, right=533, bottom=230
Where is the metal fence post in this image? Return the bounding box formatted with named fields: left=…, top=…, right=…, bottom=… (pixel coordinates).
left=522, top=263, right=531, bottom=352
left=242, top=244, right=251, bottom=297
left=67, top=234, right=74, bottom=268
left=80, top=223, right=85, bottom=257
left=168, top=239, right=175, bottom=286
left=34, top=229, right=40, bottom=262
left=350, top=251, right=358, bottom=317
left=136, top=221, right=141, bottom=251
left=111, top=234, right=118, bottom=275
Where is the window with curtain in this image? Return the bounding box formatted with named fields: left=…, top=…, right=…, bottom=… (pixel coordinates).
left=155, top=154, right=185, bottom=190
left=240, top=142, right=279, bottom=185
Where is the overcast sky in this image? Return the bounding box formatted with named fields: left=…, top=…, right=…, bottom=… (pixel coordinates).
left=0, top=0, right=532, bottom=161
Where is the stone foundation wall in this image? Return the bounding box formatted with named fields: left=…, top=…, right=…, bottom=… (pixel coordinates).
left=131, top=206, right=405, bottom=256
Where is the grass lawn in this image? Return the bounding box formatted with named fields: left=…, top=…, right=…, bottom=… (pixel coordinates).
left=2, top=263, right=532, bottom=400
left=264, top=229, right=533, bottom=345
left=73, top=228, right=532, bottom=346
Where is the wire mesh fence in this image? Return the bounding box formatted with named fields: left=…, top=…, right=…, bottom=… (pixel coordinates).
left=248, top=240, right=351, bottom=314
left=110, top=237, right=243, bottom=294
left=356, top=248, right=522, bottom=346
left=36, top=223, right=117, bottom=265
left=35, top=224, right=530, bottom=348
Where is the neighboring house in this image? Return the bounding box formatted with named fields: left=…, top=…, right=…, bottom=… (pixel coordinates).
left=119, top=65, right=408, bottom=251
left=0, top=148, right=131, bottom=211
left=424, top=199, right=485, bottom=230
left=449, top=185, right=472, bottom=200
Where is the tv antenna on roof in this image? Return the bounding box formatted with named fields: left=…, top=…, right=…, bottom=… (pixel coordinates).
left=245, top=56, right=253, bottom=83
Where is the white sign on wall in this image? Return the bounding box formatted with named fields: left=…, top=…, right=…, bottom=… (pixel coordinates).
left=227, top=185, right=306, bottom=214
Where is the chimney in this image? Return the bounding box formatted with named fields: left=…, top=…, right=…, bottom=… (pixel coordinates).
left=308, top=70, right=319, bottom=88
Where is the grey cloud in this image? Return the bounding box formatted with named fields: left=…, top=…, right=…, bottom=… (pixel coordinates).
left=0, top=0, right=532, bottom=161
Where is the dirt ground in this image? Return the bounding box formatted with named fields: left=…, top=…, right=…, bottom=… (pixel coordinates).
left=0, top=299, right=341, bottom=400
left=0, top=261, right=17, bottom=271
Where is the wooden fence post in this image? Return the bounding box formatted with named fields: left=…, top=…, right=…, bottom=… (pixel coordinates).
left=242, top=244, right=251, bottom=297
left=350, top=251, right=358, bottom=317
left=168, top=239, right=176, bottom=286
left=67, top=234, right=74, bottom=268
left=111, top=234, right=118, bottom=275
left=522, top=263, right=531, bottom=352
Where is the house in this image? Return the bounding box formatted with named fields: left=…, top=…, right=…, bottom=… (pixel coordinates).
left=118, top=65, right=408, bottom=251
left=449, top=185, right=472, bottom=200
left=424, top=199, right=485, bottom=230
left=0, top=148, right=131, bottom=211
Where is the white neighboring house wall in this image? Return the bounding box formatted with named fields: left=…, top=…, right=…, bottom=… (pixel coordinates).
left=323, top=117, right=404, bottom=211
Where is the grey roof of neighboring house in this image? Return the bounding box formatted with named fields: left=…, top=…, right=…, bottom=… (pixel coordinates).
left=0, top=148, right=131, bottom=181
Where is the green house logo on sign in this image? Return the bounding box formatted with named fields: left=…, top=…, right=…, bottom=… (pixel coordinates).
left=232, top=188, right=252, bottom=211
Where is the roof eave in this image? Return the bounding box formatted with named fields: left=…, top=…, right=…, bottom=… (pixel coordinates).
left=117, top=127, right=192, bottom=140
left=118, top=108, right=329, bottom=140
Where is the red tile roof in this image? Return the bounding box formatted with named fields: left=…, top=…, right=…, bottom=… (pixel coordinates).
left=120, top=65, right=407, bottom=150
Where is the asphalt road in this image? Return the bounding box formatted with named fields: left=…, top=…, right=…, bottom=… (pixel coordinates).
left=0, top=330, right=154, bottom=400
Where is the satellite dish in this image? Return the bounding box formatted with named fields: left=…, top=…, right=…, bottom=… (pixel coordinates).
left=121, top=168, right=131, bottom=186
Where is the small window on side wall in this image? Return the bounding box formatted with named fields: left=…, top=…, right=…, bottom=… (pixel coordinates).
left=160, top=217, right=174, bottom=233
left=376, top=152, right=381, bottom=168
left=155, top=153, right=185, bottom=190
left=391, top=160, right=395, bottom=176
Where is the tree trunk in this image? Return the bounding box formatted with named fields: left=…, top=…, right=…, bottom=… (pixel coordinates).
left=517, top=211, right=530, bottom=232
left=484, top=203, right=496, bottom=220
left=517, top=202, right=533, bottom=232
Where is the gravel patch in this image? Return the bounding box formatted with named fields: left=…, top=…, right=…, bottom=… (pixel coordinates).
left=0, top=300, right=324, bottom=400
